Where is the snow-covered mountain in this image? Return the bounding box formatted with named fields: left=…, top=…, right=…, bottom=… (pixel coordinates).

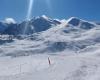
left=0, top=16, right=99, bottom=57
left=0, top=16, right=97, bottom=35
left=0, top=15, right=61, bottom=35
left=66, top=17, right=96, bottom=29
left=0, top=16, right=100, bottom=80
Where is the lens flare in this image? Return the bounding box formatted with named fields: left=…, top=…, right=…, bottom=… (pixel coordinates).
left=24, top=0, right=34, bottom=34
left=27, top=0, right=34, bottom=20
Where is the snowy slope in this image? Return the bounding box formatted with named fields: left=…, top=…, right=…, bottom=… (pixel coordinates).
left=0, top=17, right=100, bottom=80
left=0, top=54, right=100, bottom=80
left=0, top=21, right=100, bottom=56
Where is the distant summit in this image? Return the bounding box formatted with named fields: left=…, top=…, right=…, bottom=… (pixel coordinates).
left=0, top=16, right=98, bottom=35
left=66, top=17, right=96, bottom=29
left=67, top=17, right=81, bottom=26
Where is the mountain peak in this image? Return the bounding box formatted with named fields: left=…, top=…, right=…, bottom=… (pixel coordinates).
left=67, top=17, right=81, bottom=26
left=41, top=15, right=49, bottom=20
left=34, top=15, right=50, bottom=21
left=68, top=17, right=80, bottom=21
left=3, top=18, right=16, bottom=24
left=66, top=17, right=96, bottom=29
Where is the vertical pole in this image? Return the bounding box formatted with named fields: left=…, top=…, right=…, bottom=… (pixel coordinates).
left=48, top=57, right=51, bottom=65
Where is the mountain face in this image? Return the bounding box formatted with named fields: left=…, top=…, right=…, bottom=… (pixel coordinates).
left=66, top=17, right=96, bottom=29
left=0, top=16, right=97, bottom=35
left=0, top=16, right=100, bottom=56
left=0, top=22, right=8, bottom=33
left=30, top=16, right=61, bottom=32
left=1, top=16, right=61, bottom=35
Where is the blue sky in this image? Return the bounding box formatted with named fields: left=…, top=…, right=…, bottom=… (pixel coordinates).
left=0, top=0, right=100, bottom=22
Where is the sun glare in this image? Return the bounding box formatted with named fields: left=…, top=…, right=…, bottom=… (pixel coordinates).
left=24, top=0, right=34, bottom=34
left=27, top=0, right=34, bottom=20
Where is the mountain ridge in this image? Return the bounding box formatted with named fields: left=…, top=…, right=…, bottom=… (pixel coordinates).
left=0, top=16, right=98, bottom=35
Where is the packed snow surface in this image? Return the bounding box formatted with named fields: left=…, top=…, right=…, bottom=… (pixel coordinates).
left=0, top=54, right=100, bottom=80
